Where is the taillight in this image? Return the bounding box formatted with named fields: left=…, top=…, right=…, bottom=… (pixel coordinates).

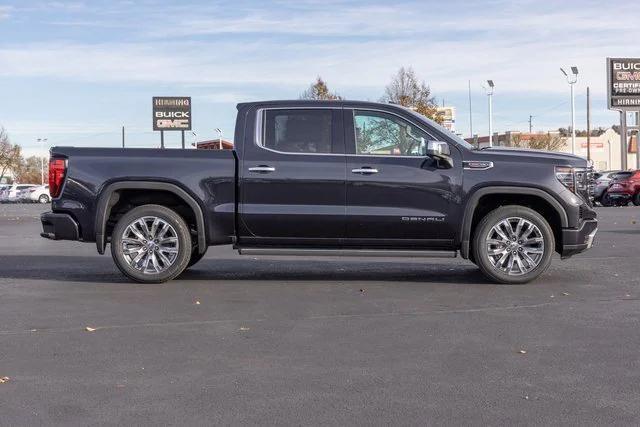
left=49, top=158, right=67, bottom=198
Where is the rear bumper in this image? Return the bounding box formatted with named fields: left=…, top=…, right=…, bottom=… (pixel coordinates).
left=40, top=212, right=80, bottom=241
left=561, top=219, right=597, bottom=259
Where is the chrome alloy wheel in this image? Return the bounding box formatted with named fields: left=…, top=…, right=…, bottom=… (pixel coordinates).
left=485, top=217, right=545, bottom=276
left=120, top=216, right=179, bottom=274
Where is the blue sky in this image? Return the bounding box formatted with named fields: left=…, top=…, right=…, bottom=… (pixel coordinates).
left=1, top=0, right=639, bottom=156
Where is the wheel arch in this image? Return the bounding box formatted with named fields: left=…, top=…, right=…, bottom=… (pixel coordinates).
left=460, top=186, right=568, bottom=259
left=95, top=181, right=207, bottom=255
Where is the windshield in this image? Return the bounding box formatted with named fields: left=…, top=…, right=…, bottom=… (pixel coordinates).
left=401, top=106, right=476, bottom=150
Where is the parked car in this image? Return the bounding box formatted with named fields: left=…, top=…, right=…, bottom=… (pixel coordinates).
left=24, top=185, right=51, bottom=204
left=605, top=170, right=640, bottom=206
left=40, top=100, right=597, bottom=285
left=592, top=170, right=622, bottom=206
left=1, top=184, right=38, bottom=203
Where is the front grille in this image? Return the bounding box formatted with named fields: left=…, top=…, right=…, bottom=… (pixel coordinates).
left=575, top=166, right=595, bottom=207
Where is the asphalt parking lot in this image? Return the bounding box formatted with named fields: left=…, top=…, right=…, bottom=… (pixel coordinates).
left=1, top=204, right=639, bottom=425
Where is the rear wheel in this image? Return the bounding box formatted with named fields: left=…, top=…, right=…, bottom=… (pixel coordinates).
left=38, top=194, right=50, bottom=204
left=600, top=192, right=613, bottom=207
left=472, top=206, right=554, bottom=284
left=111, top=204, right=191, bottom=283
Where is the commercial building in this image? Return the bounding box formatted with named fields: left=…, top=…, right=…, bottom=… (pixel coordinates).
left=195, top=139, right=234, bottom=150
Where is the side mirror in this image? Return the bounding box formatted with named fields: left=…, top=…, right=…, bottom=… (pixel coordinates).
left=423, top=140, right=451, bottom=158
left=421, top=140, right=453, bottom=169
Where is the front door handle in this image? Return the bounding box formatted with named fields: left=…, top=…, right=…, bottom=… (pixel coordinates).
left=248, top=166, right=276, bottom=173
left=351, top=167, right=379, bottom=174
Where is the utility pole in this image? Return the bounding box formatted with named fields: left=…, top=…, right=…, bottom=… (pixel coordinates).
left=37, top=138, right=48, bottom=185
left=636, top=112, right=640, bottom=171
left=121, top=126, right=125, bottom=148
left=586, top=87, right=591, bottom=162
left=528, top=115, right=533, bottom=133
left=620, top=111, right=628, bottom=170
left=468, top=80, right=473, bottom=138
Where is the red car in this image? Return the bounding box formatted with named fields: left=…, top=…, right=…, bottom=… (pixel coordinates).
left=606, top=170, right=640, bottom=206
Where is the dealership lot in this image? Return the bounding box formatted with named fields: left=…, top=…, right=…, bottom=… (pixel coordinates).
left=1, top=204, right=639, bottom=425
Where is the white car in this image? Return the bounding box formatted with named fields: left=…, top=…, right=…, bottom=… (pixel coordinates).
left=0, top=184, right=38, bottom=203
left=26, top=185, right=51, bottom=204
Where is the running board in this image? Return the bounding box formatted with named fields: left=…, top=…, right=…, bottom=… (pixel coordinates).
left=237, top=248, right=457, bottom=258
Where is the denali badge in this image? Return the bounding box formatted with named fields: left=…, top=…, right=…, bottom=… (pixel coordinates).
left=402, top=216, right=445, bottom=222
left=463, top=161, right=494, bottom=170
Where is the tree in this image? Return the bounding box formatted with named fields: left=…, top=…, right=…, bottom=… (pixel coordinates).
left=14, top=155, right=48, bottom=184
left=300, top=77, right=342, bottom=100
left=0, top=127, right=22, bottom=183
left=381, top=67, right=442, bottom=123
left=511, top=133, right=566, bottom=151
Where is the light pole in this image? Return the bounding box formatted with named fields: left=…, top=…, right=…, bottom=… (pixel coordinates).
left=484, top=80, right=495, bottom=147
left=37, top=138, right=48, bottom=185
left=560, top=66, right=578, bottom=154
left=215, top=128, right=223, bottom=149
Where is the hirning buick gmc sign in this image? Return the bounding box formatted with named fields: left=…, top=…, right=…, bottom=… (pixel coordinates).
left=607, top=58, right=640, bottom=110
left=153, top=96, right=192, bottom=130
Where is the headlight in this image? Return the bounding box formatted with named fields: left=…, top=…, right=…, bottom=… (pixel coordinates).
left=555, top=166, right=594, bottom=196
left=555, top=166, right=575, bottom=192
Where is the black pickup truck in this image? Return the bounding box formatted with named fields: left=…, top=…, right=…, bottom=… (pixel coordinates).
left=41, top=100, right=597, bottom=284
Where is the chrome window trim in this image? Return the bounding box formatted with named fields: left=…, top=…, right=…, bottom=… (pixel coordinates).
left=253, top=106, right=448, bottom=160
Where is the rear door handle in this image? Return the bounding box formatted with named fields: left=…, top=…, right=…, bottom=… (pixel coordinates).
left=248, top=166, right=276, bottom=173
left=351, top=167, right=379, bottom=174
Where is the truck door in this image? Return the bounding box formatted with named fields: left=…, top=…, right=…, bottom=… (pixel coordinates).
left=343, top=108, right=461, bottom=247
left=239, top=107, right=346, bottom=245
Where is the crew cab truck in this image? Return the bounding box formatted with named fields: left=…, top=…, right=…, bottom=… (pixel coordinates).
left=41, top=100, right=597, bottom=284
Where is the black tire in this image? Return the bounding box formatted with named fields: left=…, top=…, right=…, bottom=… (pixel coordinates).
left=600, top=192, right=613, bottom=207
left=38, top=194, right=50, bottom=204
left=472, top=205, right=555, bottom=284
left=186, top=247, right=207, bottom=269
left=110, top=204, right=192, bottom=283
left=634, top=193, right=640, bottom=207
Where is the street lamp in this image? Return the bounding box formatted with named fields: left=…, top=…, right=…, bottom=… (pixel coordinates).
left=215, top=128, right=223, bottom=149
left=37, top=138, right=48, bottom=185
left=560, top=66, right=578, bottom=154
left=483, top=80, right=495, bottom=147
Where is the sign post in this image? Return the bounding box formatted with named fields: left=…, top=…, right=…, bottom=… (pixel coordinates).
left=607, top=58, right=640, bottom=170
left=152, top=96, right=192, bottom=148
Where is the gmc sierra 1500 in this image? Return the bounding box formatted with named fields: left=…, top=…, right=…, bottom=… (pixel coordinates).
left=41, top=100, right=597, bottom=284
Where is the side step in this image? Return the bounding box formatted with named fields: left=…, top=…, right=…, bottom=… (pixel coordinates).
left=237, top=248, right=457, bottom=258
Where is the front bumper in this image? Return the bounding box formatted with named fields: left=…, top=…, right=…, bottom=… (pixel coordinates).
left=40, top=212, right=80, bottom=241
left=561, top=219, right=597, bottom=259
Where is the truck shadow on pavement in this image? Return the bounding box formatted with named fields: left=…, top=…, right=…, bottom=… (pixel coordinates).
left=0, top=255, right=489, bottom=285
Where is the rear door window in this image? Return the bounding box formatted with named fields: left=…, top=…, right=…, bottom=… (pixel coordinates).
left=263, top=109, right=333, bottom=154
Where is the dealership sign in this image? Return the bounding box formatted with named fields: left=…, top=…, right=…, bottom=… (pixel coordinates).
left=607, top=58, right=640, bottom=110
left=152, top=96, right=192, bottom=131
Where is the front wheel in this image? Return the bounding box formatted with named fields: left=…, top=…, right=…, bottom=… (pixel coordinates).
left=472, top=206, right=555, bottom=284
left=186, top=247, right=208, bottom=269
left=111, top=204, right=192, bottom=283
left=633, top=193, right=640, bottom=207
left=38, top=194, right=50, bottom=204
